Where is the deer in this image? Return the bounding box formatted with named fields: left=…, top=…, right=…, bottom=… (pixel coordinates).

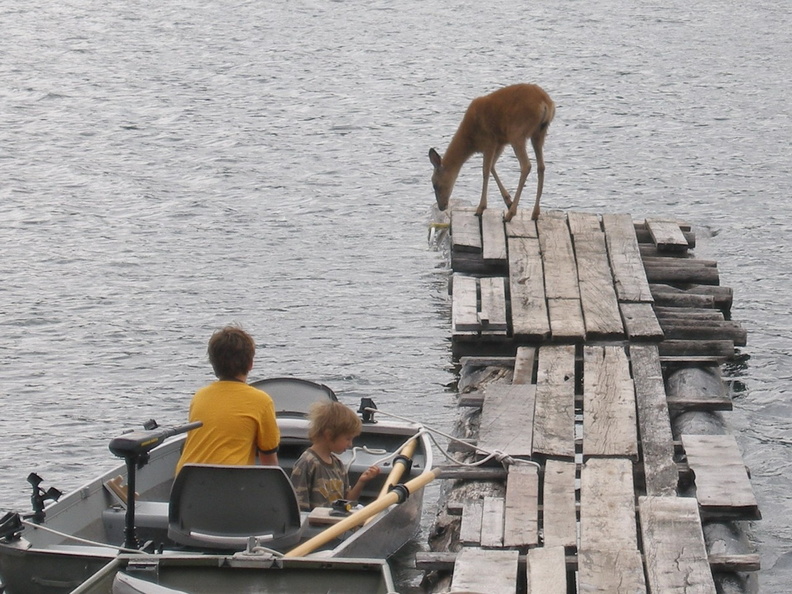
left=429, top=83, right=555, bottom=222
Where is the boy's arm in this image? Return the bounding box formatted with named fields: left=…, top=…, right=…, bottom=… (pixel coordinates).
left=258, top=451, right=279, bottom=466
left=346, top=465, right=381, bottom=502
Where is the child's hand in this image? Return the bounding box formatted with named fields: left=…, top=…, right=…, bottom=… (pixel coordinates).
left=360, top=465, right=381, bottom=482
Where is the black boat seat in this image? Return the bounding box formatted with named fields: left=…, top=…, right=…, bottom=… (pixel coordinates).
left=167, top=464, right=302, bottom=551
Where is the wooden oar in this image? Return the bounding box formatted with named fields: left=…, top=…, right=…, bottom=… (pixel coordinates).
left=284, top=467, right=441, bottom=558
left=376, top=436, right=418, bottom=500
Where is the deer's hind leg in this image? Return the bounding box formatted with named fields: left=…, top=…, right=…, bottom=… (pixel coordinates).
left=529, top=128, right=549, bottom=220
left=504, top=140, right=532, bottom=222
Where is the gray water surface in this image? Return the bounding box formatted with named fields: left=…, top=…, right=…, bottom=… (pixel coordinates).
left=2, top=0, right=791, bottom=590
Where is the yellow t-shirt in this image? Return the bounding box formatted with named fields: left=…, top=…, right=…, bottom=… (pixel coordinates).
left=175, top=381, right=279, bottom=474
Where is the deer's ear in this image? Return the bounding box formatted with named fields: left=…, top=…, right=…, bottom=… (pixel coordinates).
left=428, top=148, right=442, bottom=169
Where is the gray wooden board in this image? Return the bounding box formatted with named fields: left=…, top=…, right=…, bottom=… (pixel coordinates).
left=508, top=236, right=550, bottom=338
left=580, top=458, right=638, bottom=551
left=583, top=346, right=638, bottom=458
left=574, top=233, right=624, bottom=338
left=503, top=464, right=539, bottom=547
left=482, top=208, right=508, bottom=261
left=533, top=345, right=576, bottom=458
left=646, top=218, right=690, bottom=252
left=479, top=384, right=536, bottom=458
left=577, top=549, right=647, bottom=593
left=548, top=298, right=586, bottom=339
left=602, top=213, right=654, bottom=303
left=538, top=216, right=580, bottom=299
left=451, top=547, right=520, bottom=593
left=451, top=207, right=482, bottom=252
left=629, top=344, right=677, bottom=496
left=481, top=496, right=506, bottom=548
left=567, top=211, right=602, bottom=234
left=513, top=346, right=536, bottom=385
left=479, top=276, right=508, bottom=331
left=526, top=546, right=567, bottom=594
left=639, top=496, right=717, bottom=593
left=542, top=460, right=577, bottom=549
left=505, top=210, right=539, bottom=238
left=452, top=274, right=479, bottom=332
left=620, top=301, right=664, bottom=340
left=682, top=434, right=759, bottom=514
left=460, top=499, right=484, bottom=545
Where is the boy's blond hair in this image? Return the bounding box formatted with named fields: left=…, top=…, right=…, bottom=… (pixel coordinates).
left=308, top=401, right=362, bottom=442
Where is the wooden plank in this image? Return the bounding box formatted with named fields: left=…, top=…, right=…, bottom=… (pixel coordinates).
left=567, top=211, right=601, bottom=234
left=481, top=496, right=505, bottom=548
left=460, top=499, right=484, bottom=545
left=481, top=209, right=507, bottom=261
left=583, top=346, right=638, bottom=459
left=574, top=233, right=624, bottom=338
left=547, top=298, right=586, bottom=339
left=602, top=213, right=654, bottom=303
left=479, top=276, right=508, bottom=332
left=508, top=236, right=550, bottom=338
left=682, top=434, right=760, bottom=518
left=452, top=274, right=479, bottom=332
left=533, top=345, right=576, bottom=458
left=538, top=217, right=580, bottom=299
left=503, top=464, right=539, bottom=547
left=505, top=210, right=538, bottom=238
left=451, top=547, right=519, bottom=593
left=639, top=496, right=717, bottom=593
left=646, top=218, right=690, bottom=252
left=578, top=549, right=647, bottom=593
left=526, top=546, right=567, bottom=594
left=451, top=207, right=482, bottom=252
left=512, top=346, right=536, bottom=385
left=630, top=344, right=677, bottom=496
left=580, top=458, right=638, bottom=551
left=542, top=460, right=577, bottom=549
left=620, top=301, right=664, bottom=340
left=478, top=384, right=536, bottom=458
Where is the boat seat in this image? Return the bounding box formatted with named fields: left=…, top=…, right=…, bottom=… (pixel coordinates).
left=167, top=464, right=302, bottom=551
left=102, top=502, right=170, bottom=543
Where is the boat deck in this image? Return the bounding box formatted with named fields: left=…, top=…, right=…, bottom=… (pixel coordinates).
left=420, top=208, right=759, bottom=593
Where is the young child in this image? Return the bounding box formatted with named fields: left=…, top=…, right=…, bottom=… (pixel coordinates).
left=290, top=401, right=380, bottom=511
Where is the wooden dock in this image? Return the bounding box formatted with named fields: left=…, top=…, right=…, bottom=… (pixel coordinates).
left=420, top=209, right=758, bottom=593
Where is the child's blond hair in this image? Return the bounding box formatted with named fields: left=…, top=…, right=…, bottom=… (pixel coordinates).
left=308, top=401, right=362, bottom=442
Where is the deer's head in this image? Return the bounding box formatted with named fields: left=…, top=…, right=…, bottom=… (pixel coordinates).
left=429, top=148, right=455, bottom=211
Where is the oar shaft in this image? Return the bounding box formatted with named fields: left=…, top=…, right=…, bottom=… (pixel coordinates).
left=377, top=437, right=418, bottom=500
left=285, top=468, right=440, bottom=558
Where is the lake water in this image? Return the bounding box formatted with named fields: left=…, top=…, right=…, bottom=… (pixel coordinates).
left=1, top=0, right=790, bottom=590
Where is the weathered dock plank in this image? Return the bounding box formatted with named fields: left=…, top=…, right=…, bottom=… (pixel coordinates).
left=479, top=383, right=536, bottom=458
left=574, top=233, right=624, bottom=338
left=481, top=496, right=506, bottom=548
left=602, top=213, right=654, bottom=303
left=526, top=546, right=567, bottom=594
left=460, top=499, right=484, bottom=545
left=479, top=276, right=508, bottom=332
left=452, top=274, right=478, bottom=333
left=508, top=236, right=550, bottom=338
left=567, top=211, right=602, bottom=234
left=578, top=549, right=647, bottom=593
left=583, top=346, right=638, bottom=459
left=630, top=344, right=677, bottom=496
left=451, top=207, right=482, bottom=252
left=682, top=434, right=760, bottom=519
left=512, top=346, right=536, bottom=385
left=538, top=216, right=580, bottom=300
left=542, top=459, right=577, bottom=549
left=619, top=301, right=664, bottom=341
left=450, top=547, right=519, bottom=593
left=505, top=210, right=538, bottom=238
left=533, top=345, right=576, bottom=458
left=646, top=217, right=690, bottom=252
left=580, top=457, right=638, bottom=551
left=503, top=464, right=539, bottom=547
left=639, top=495, right=717, bottom=593
left=482, top=209, right=507, bottom=261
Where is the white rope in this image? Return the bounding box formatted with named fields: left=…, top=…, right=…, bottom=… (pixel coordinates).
left=344, top=445, right=390, bottom=473
left=364, top=408, right=540, bottom=470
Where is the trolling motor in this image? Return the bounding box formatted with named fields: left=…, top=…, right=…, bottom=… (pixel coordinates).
left=108, top=420, right=202, bottom=550
left=358, top=397, right=378, bottom=424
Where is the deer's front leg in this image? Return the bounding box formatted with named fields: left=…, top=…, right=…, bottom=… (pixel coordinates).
left=476, top=151, right=497, bottom=216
